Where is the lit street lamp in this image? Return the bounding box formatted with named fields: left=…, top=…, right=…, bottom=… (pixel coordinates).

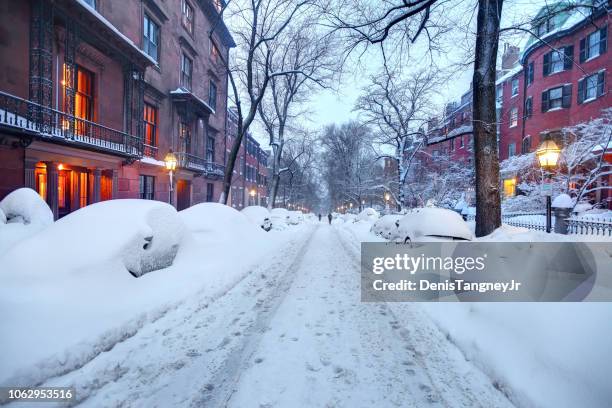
left=384, top=192, right=390, bottom=213
left=249, top=188, right=256, bottom=206
left=164, top=150, right=177, bottom=206
left=536, top=140, right=561, bottom=233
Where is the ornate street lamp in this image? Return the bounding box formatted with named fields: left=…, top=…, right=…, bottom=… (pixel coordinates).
left=164, top=150, right=177, bottom=206
left=249, top=188, right=256, bottom=206
left=536, top=140, right=561, bottom=233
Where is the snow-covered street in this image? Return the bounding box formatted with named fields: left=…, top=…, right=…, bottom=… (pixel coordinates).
left=14, top=224, right=513, bottom=408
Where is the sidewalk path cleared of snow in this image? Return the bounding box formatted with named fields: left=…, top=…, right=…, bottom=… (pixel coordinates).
left=18, top=224, right=515, bottom=408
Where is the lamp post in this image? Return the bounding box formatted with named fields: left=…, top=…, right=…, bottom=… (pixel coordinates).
left=164, top=150, right=177, bottom=206
left=249, top=188, right=256, bottom=206
left=536, top=140, right=561, bottom=233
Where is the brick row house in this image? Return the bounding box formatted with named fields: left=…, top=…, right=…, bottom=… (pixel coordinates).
left=225, top=107, right=270, bottom=209
left=421, top=2, right=610, bottom=207
left=0, top=0, right=234, bottom=218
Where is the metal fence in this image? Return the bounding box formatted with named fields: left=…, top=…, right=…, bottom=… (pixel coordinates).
left=567, top=217, right=612, bottom=237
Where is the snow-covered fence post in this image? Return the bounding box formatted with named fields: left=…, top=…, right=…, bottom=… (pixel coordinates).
left=551, top=194, right=572, bottom=235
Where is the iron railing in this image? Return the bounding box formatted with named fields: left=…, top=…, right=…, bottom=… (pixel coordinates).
left=568, top=217, right=612, bottom=236
left=177, top=152, right=225, bottom=177
left=143, top=144, right=158, bottom=159
left=467, top=211, right=550, bottom=232
left=0, top=90, right=141, bottom=157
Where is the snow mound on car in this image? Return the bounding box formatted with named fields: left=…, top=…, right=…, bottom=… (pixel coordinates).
left=371, top=215, right=403, bottom=240
left=397, top=207, right=473, bottom=241
left=357, top=208, right=380, bottom=223
left=1, top=199, right=185, bottom=277
left=180, top=203, right=264, bottom=243
left=241, top=206, right=272, bottom=231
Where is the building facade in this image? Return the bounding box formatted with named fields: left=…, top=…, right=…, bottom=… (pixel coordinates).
left=0, top=0, right=233, bottom=218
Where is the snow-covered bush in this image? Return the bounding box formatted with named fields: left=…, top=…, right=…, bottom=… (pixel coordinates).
left=397, top=207, right=473, bottom=242
left=241, top=206, right=272, bottom=231
left=356, top=208, right=379, bottom=223
left=1, top=199, right=185, bottom=278
left=180, top=203, right=264, bottom=243
left=371, top=214, right=403, bottom=240
left=0, top=188, right=54, bottom=257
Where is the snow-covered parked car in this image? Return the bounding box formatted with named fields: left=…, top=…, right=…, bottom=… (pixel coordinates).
left=0, top=188, right=54, bottom=256
left=357, top=208, right=380, bottom=223
left=181, top=203, right=264, bottom=243
left=371, top=214, right=403, bottom=240
left=397, top=207, right=473, bottom=242
left=270, top=208, right=290, bottom=229
left=288, top=210, right=304, bottom=225
left=1, top=199, right=186, bottom=277
left=342, top=213, right=357, bottom=223
left=241, top=206, right=272, bottom=231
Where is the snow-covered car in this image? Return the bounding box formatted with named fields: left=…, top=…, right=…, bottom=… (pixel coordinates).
left=357, top=208, right=380, bottom=223
left=288, top=210, right=304, bottom=225
left=270, top=208, right=290, bottom=229
left=342, top=213, right=357, bottom=223
left=0, top=188, right=54, bottom=256
left=1, top=199, right=186, bottom=277
left=396, top=207, right=473, bottom=242
left=371, top=214, right=403, bottom=240
left=241, top=205, right=273, bottom=231
left=181, top=203, right=265, bottom=243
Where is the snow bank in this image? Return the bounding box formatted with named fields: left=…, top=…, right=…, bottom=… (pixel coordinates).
left=356, top=208, right=379, bottom=223
left=0, top=188, right=54, bottom=256
left=288, top=210, right=304, bottom=225
left=241, top=205, right=272, bottom=231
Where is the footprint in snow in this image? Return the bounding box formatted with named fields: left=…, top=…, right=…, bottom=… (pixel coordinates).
left=186, top=349, right=201, bottom=358
left=254, top=357, right=264, bottom=364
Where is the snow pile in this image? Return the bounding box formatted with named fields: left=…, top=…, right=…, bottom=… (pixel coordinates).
left=0, top=188, right=54, bottom=256
left=370, top=215, right=403, bottom=240
left=552, top=193, right=573, bottom=208
left=241, top=205, right=272, bottom=231
left=288, top=210, right=304, bottom=225
left=270, top=208, right=290, bottom=230
left=342, top=213, right=357, bottom=223
left=356, top=208, right=380, bottom=223
left=2, top=199, right=185, bottom=278
left=180, top=203, right=264, bottom=243
left=397, top=207, right=473, bottom=241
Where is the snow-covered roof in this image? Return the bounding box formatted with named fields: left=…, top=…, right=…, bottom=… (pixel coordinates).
left=170, top=88, right=216, bottom=115
left=495, top=64, right=523, bottom=85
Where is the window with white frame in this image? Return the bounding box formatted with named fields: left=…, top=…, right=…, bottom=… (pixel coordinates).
left=511, top=78, right=519, bottom=96
left=509, top=107, right=518, bottom=127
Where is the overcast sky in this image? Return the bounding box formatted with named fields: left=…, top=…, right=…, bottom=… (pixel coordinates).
left=236, top=0, right=553, bottom=144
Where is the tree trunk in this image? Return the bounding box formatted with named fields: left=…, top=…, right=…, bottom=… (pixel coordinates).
left=472, top=0, right=503, bottom=237
left=221, top=128, right=244, bottom=204
left=268, top=173, right=281, bottom=210
left=267, top=141, right=283, bottom=209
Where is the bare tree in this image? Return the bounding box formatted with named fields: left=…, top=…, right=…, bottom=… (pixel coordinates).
left=355, top=63, right=439, bottom=210
left=209, top=0, right=317, bottom=204
left=258, top=22, right=336, bottom=209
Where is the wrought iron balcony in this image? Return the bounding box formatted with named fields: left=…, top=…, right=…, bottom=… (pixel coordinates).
left=177, top=152, right=225, bottom=178
left=143, top=144, right=159, bottom=159
left=0, top=91, right=142, bottom=157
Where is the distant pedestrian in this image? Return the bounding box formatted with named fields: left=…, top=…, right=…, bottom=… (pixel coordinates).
left=327, top=213, right=332, bottom=224
left=318, top=213, right=322, bottom=222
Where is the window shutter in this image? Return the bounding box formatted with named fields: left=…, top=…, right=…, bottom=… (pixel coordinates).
left=526, top=98, right=532, bottom=117
left=597, top=71, right=605, bottom=97
left=541, top=90, right=549, bottom=112
left=600, top=26, right=608, bottom=55
left=528, top=62, right=534, bottom=84
left=563, top=46, right=574, bottom=70
left=579, top=38, right=587, bottom=62
left=577, top=78, right=585, bottom=104
left=543, top=52, right=551, bottom=76
left=562, top=84, right=572, bottom=108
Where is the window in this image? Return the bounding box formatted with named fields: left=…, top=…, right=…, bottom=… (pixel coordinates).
left=179, top=119, right=191, bottom=153
left=211, top=41, right=220, bottom=63
left=525, top=97, right=533, bottom=118
left=526, top=62, right=534, bottom=86
left=578, top=72, right=605, bottom=103
left=522, top=136, right=531, bottom=154
left=580, top=26, right=607, bottom=61
left=74, top=66, right=93, bottom=121
left=139, top=175, right=155, bottom=200
left=182, top=0, right=194, bottom=35
left=181, top=54, right=193, bottom=90
left=511, top=78, right=519, bottom=96
left=509, top=107, right=518, bottom=127
left=508, top=143, right=516, bottom=157
left=143, top=14, right=159, bottom=62
left=206, top=183, right=214, bottom=202
left=496, top=84, right=503, bottom=103
left=542, top=85, right=571, bottom=111
left=459, top=136, right=464, bottom=148
left=543, top=46, right=573, bottom=76
left=535, top=16, right=556, bottom=36
left=503, top=178, right=516, bottom=197
left=206, top=135, right=215, bottom=162
left=209, top=81, right=217, bottom=111
left=143, top=103, right=157, bottom=147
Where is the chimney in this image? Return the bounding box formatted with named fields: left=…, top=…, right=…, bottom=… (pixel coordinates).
left=501, top=43, right=520, bottom=70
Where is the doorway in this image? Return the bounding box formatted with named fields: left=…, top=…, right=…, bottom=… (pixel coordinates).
left=176, top=179, right=191, bottom=211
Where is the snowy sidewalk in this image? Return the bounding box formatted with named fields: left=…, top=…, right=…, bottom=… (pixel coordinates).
left=25, top=225, right=514, bottom=408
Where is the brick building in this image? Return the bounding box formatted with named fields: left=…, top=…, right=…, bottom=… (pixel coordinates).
left=421, top=2, right=610, bottom=206
left=0, top=0, right=234, bottom=218
left=225, top=107, right=269, bottom=209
